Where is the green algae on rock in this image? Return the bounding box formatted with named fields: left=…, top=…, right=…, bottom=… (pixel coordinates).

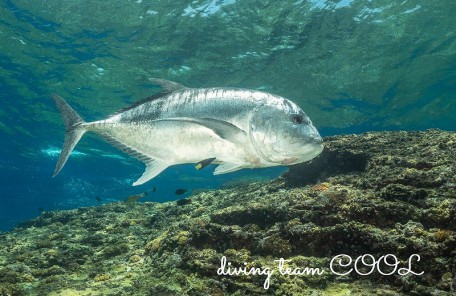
left=0, top=129, right=455, bottom=295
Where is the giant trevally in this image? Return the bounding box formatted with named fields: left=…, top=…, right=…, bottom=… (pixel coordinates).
left=52, top=78, right=323, bottom=186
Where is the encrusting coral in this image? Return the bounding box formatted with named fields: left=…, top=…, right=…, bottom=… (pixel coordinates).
left=0, top=129, right=454, bottom=295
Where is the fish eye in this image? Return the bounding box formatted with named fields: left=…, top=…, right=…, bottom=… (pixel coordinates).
left=291, top=114, right=304, bottom=124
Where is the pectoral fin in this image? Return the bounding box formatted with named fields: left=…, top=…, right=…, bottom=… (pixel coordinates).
left=133, top=160, right=169, bottom=186
left=214, top=162, right=243, bottom=175
left=154, top=117, right=247, bottom=145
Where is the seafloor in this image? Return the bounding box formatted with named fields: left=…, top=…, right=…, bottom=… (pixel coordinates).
left=0, top=129, right=455, bottom=295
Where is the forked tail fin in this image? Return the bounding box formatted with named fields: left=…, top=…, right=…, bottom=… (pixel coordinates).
left=52, top=94, right=87, bottom=177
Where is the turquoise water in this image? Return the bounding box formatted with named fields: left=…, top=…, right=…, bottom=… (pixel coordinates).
left=0, top=0, right=455, bottom=231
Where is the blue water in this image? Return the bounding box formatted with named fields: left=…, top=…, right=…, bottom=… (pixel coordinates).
left=0, top=0, right=455, bottom=231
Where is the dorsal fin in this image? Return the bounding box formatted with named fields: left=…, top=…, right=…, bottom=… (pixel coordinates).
left=148, top=78, right=187, bottom=93
left=112, top=78, right=186, bottom=116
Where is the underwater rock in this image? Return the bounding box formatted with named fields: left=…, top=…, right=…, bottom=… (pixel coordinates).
left=0, top=129, right=454, bottom=295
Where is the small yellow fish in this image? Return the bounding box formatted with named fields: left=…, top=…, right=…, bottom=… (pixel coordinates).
left=124, top=192, right=147, bottom=203
left=195, top=157, right=216, bottom=170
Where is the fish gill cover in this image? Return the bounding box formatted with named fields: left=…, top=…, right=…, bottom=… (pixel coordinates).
left=0, top=0, right=455, bottom=294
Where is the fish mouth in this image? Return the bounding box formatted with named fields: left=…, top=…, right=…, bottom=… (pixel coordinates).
left=311, top=133, right=323, bottom=145
left=281, top=157, right=299, bottom=165
left=285, top=142, right=324, bottom=165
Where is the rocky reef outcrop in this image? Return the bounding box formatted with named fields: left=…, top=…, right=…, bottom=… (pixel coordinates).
left=0, top=129, right=455, bottom=295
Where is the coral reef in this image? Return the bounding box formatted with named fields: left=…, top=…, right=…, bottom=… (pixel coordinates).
left=0, top=129, right=454, bottom=295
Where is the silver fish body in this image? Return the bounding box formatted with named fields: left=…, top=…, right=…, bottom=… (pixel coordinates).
left=52, top=79, right=323, bottom=186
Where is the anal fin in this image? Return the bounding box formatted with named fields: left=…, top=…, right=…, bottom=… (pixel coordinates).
left=98, top=132, right=153, bottom=164
left=214, top=162, right=243, bottom=175
left=133, top=160, right=169, bottom=186
left=97, top=132, right=169, bottom=186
